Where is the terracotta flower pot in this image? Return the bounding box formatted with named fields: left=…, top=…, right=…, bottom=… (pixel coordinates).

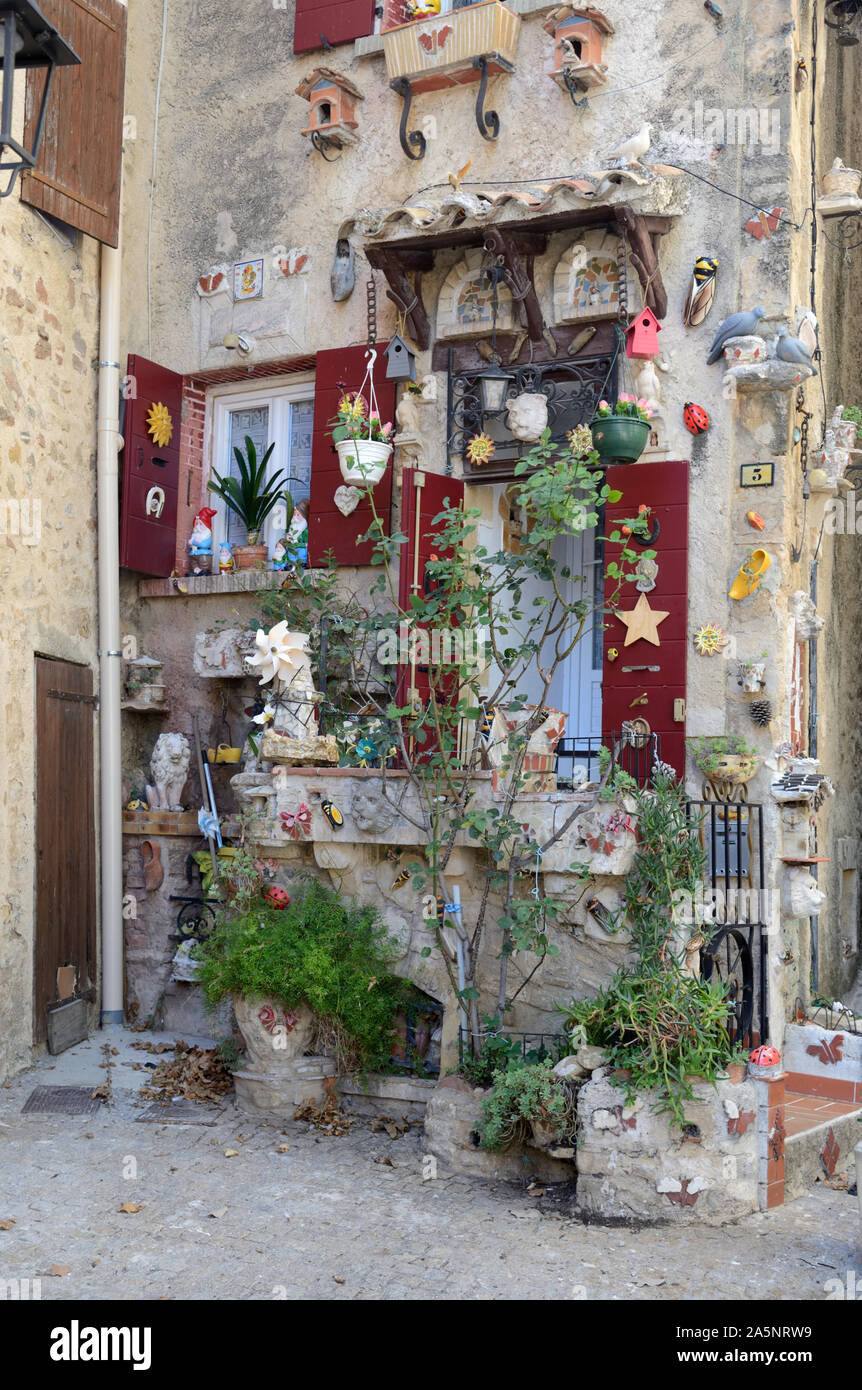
left=590, top=415, right=650, bottom=464
left=232, top=543, right=269, bottom=570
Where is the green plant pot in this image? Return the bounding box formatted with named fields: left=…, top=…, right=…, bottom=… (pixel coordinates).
left=590, top=415, right=650, bottom=464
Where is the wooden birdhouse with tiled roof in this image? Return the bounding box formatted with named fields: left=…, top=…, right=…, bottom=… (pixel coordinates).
left=296, top=68, right=364, bottom=151
left=544, top=5, right=614, bottom=93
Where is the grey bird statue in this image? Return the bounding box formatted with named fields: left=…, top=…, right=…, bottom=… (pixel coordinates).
left=774, top=325, right=814, bottom=370
left=706, top=305, right=766, bottom=364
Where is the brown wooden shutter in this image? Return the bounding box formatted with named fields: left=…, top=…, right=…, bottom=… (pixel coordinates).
left=294, top=0, right=375, bottom=54
left=602, top=460, right=689, bottom=778
left=120, top=355, right=184, bottom=578
left=20, top=0, right=127, bottom=247
left=308, top=344, right=396, bottom=566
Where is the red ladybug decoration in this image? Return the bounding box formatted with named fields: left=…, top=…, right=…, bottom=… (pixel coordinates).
left=749, top=1044, right=780, bottom=1067
left=264, top=885, right=291, bottom=910
left=683, top=402, right=710, bottom=435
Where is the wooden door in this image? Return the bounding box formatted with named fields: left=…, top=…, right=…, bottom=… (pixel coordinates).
left=34, top=658, right=97, bottom=1043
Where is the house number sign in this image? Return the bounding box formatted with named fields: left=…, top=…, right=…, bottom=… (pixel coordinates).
left=739, top=462, right=775, bottom=487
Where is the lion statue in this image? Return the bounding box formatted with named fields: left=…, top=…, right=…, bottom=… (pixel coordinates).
left=146, top=732, right=191, bottom=811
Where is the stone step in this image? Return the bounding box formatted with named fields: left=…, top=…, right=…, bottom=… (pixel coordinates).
left=785, top=1106, right=862, bottom=1203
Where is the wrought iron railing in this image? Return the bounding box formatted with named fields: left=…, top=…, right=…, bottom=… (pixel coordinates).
left=686, top=798, right=769, bottom=1047
left=458, top=1027, right=566, bottom=1068
left=555, top=730, right=661, bottom=790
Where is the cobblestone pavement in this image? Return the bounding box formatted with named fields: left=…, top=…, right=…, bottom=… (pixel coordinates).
left=0, top=1032, right=858, bottom=1301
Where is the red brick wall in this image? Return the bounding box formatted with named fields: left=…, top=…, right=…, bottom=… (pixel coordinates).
left=381, top=0, right=413, bottom=32
left=175, top=378, right=207, bottom=573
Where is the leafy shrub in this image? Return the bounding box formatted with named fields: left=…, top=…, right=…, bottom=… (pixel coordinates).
left=196, top=880, right=409, bottom=1073
left=478, top=1059, right=575, bottom=1151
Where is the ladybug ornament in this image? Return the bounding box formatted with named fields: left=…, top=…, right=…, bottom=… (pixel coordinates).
left=683, top=401, right=710, bottom=435
left=748, top=1044, right=781, bottom=1078
left=264, top=885, right=291, bottom=910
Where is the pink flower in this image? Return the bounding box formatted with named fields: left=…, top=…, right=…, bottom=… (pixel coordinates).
left=380, top=421, right=393, bottom=435
left=598, top=400, right=609, bottom=411
left=637, top=398, right=648, bottom=408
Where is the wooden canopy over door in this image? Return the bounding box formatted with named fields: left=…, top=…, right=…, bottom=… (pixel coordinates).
left=34, top=658, right=97, bottom=1043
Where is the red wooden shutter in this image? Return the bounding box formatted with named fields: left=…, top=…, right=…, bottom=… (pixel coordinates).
left=308, top=344, right=396, bottom=566
left=397, top=468, right=465, bottom=735
left=294, top=0, right=375, bottom=54
left=20, top=0, right=126, bottom=247
left=120, top=355, right=184, bottom=578
left=602, top=460, right=689, bottom=779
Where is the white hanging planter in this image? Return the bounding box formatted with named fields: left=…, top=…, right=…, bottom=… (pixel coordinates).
left=336, top=437, right=392, bottom=487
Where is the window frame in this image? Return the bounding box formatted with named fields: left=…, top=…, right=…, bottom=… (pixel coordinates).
left=206, top=374, right=315, bottom=555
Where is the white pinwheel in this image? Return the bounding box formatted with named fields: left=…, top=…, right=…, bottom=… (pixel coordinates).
left=247, top=623, right=309, bottom=686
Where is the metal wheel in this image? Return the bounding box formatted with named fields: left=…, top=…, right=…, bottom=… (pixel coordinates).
left=173, top=899, right=216, bottom=943
left=700, top=927, right=754, bottom=1047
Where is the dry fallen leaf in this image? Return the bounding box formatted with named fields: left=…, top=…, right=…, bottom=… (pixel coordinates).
left=209, top=1208, right=228, bottom=1219
left=374, top=1154, right=396, bottom=1168
left=117, top=1202, right=144, bottom=1215
left=275, top=1143, right=290, bottom=1154
left=0, top=1218, right=16, bottom=1231
left=333, top=1275, right=345, bottom=1285
left=44, top=1265, right=71, bottom=1277
left=224, top=1149, right=239, bottom=1158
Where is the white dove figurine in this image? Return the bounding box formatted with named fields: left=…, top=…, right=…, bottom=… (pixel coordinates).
left=606, top=122, right=652, bottom=169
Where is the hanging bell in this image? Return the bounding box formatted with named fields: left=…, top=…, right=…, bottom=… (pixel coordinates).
left=384, top=333, right=417, bottom=382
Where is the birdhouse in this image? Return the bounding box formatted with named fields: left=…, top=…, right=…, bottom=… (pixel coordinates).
left=625, top=307, right=662, bottom=359
left=543, top=6, right=614, bottom=92
left=384, top=334, right=417, bottom=382
left=295, top=68, right=364, bottom=150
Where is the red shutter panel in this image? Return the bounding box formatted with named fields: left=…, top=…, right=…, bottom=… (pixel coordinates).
left=20, top=0, right=126, bottom=247
left=308, top=344, right=396, bottom=566
left=397, top=468, right=465, bottom=738
left=602, top=460, right=689, bottom=779
left=120, top=355, right=184, bottom=578
left=294, top=0, right=375, bottom=54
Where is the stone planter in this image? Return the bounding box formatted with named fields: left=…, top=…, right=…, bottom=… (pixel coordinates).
left=422, top=1077, right=572, bottom=1182
left=336, top=438, right=392, bottom=487
left=232, top=996, right=336, bottom=1118
left=693, top=753, right=761, bottom=788
left=233, top=996, right=316, bottom=1069
left=590, top=414, right=650, bottom=464
left=817, top=159, right=862, bottom=216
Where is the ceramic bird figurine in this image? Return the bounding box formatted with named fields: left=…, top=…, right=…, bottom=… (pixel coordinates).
left=448, top=159, right=472, bottom=192
left=706, top=305, right=766, bottom=364
left=682, top=256, right=719, bottom=327
left=774, top=326, right=814, bottom=370
left=794, top=310, right=818, bottom=359
left=606, top=123, right=652, bottom=168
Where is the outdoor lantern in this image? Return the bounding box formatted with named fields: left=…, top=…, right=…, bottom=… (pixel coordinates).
left=825, top=0, right=862, bottom=44
left=0, top=0, right=80, bottom=198
left=384, top=333, right=417, bottom=382
left=477, top=355, right=514, bottom=415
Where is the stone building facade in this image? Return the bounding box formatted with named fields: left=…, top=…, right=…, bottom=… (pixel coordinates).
left=113, top=0, right=862, bottom=1075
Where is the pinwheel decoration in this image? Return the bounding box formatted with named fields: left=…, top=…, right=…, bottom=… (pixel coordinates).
left=247, top=622, right=310, bottom=686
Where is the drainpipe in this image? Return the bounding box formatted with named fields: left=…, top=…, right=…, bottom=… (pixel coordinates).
left=97, top=216, right=124, bottom=1026
left=808, top=554, right=819, bottom=992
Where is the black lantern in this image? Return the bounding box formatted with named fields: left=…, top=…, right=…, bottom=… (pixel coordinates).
left=825, top=0, right=862, bottom=44
left=477, top=354, right=514, bottom=415
left=0, top=0, right=80, bottom=198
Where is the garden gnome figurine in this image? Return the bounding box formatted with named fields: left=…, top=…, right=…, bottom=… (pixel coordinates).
left=219, top=543, right=235, bottom=573
left=188, top=507, right=216, bottom=555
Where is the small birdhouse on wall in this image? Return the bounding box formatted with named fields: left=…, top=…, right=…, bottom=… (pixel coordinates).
left=296, top=68, right=364, bottom=152
left=625, top=307, right=662, bottom=359
left=384, top=334, right=417, bottom=382
left=543, top=5, right=614, bottom=93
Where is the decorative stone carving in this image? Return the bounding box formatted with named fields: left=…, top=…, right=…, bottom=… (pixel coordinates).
left=790, top=590, right=825, bottom=640
left=436, top=249, right=516, bottom=339
left=232, top=996, right=335, bottom=1118
left=737, top=660, right=766, bottom=693
left=816, top=158, right=862, bottom=217
left=334, top=484, right=361, bottom=516
left=194, top=627, right=256, bottom=679
left=552, top=229, right=621, bottom=324
left=505, top=392, right=548, bottom=442
left=272, top=245, right=309, bottom=278
left=145, top=733, right=191, bottom=811
left=783, top=866, right=826, bottom=917
left=352, top=782, right=398, bottom=835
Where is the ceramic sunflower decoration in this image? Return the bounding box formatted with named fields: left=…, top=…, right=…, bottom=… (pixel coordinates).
left=147, top=401, right=174, bottom=448
left=466, top=432, right=495, bottom=467
left=693, top=622, right=729, bottom=657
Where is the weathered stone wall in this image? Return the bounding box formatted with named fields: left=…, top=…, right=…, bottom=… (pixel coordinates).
left=0, top=192, right=102, bottom=1080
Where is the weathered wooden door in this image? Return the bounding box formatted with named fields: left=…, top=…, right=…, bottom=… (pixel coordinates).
left=34, top=658, right=97, bottom=1043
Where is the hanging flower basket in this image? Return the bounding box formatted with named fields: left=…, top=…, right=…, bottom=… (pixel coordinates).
left=329, top=349, right=393, bottom=489
left=336, top=437, right=392, bottom=486
left=590, top=393, right=652, bottom=464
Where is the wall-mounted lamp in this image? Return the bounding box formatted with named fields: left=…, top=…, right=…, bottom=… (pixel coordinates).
left=0, top=0, right=80, bottom=197
left=825, top=0, right=862, bottom=45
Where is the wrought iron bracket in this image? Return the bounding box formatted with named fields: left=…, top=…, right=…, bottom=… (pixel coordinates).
left=310, top=130, right=342, bottom=162
left=392, top=78, right=426, bottom=160
left=473, top=56, right=501, bottom=140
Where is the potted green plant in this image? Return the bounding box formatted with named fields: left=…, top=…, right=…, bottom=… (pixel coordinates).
left=687, top=734, right=761, bottom=786
left=330, top=391, right=393, bottom=487
left=208, top=435, right=287, bottom=570
left=590, top=394, right=652, bottom=464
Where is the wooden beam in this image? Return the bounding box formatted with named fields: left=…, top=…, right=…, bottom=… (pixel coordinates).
left=371, top=249, right=431, bottom=350
left=483, top=226, right=545, bottom=344
left=612, top=206, right=668, bottom=320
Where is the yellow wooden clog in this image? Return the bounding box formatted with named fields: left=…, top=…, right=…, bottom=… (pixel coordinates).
left=729, top=549, right=771, bottom=599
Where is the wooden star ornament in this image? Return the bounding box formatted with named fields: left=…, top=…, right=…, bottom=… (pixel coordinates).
left=615, top=592, right=670, bottom=647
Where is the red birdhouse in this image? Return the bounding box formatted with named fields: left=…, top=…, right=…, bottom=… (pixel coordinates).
left=625, top=307, right=662, bottom=359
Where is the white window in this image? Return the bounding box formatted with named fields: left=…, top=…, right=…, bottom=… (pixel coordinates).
left=207, top=378, right=314, bottom=554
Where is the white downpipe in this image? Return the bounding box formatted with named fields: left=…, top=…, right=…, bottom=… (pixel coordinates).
left=97, top=218, right=124, bottom=1025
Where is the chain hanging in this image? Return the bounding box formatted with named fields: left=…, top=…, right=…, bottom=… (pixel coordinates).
left=615, top=229, right=629, bottom=324
left=366, top=274, right=378, bottom=350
